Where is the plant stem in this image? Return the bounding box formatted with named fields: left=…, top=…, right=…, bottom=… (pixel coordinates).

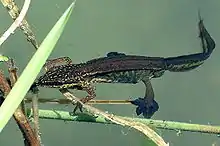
left=25, top=98, right=132, bottom=105
left=28, top=109, right=220, bottom=135
left=59, top=89, right=168, bottom=146
left=0, top=70, right=40, bottom=146
left=0, top=0, right=31, bottom=46
left=1, top=0, right=39, bottom=49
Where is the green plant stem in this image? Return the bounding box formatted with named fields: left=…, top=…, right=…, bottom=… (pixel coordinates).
left=28, top=109, right=220, bottom=135
left=59, top=89, right=168, bottom=146
left=0, top=1, right=75, bottom=132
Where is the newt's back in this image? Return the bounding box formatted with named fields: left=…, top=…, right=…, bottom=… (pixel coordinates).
left=37, top=14, right=215, bottom=88
left=37, top=55, right=166, bottom=87
left=80, top=54, right=166, bottom=75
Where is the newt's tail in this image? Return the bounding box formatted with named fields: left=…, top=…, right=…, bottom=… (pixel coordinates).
left=164, top=13, right=215, bottom=72
left=198, top=12, right=215, bottom=55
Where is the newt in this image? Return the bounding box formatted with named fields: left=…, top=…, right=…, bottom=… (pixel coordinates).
left=32, top=15, right=215, bottom=118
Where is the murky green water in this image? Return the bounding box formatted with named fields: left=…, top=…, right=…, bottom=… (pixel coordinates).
left=0, top=0, right=220, bottom=145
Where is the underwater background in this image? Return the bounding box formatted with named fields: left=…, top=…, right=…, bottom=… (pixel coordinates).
left=0, top=0, right=220, bottom=145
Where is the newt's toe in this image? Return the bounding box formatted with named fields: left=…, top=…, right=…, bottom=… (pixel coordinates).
left=131, top=98, right=159, bottom=118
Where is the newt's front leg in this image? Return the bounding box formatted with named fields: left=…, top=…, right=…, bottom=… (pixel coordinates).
left=72, top=82, right=96, bottom=113
left=131, top=78, right=159, bottom=118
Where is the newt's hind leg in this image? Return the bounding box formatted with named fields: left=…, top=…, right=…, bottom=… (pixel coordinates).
left=131, top=77, right=159, bottom=118
left=44, top=57, right=72, bottom=71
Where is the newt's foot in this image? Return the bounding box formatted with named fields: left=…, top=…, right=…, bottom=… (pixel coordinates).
left=130, top=98, right=159, bottom=118
left=29, top=82, right=39, bottom=94
left=71, top=97, right=91, bottom=114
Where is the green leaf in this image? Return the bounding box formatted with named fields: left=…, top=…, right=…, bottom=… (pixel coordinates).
left=0, top=1, right=76, bottom=132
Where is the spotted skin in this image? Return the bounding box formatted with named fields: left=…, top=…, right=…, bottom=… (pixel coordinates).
left=34, top=16, right=215, bottom=118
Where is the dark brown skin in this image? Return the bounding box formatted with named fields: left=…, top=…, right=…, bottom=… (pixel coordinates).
left=37, top=55, right=166, bottom=88
left=33, top=15, right=215, bottom=118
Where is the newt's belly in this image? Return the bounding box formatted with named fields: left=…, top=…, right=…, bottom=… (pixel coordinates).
left=89, top=69, right=165, bottom=84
